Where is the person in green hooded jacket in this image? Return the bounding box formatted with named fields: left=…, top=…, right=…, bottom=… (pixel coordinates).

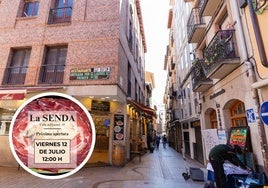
left=209, top=144, right=250, bottom=188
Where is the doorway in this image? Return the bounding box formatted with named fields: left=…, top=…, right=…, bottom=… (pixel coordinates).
left=88, top=116, right=110, bottom=164
left=194, top=126, right=204, bottom=164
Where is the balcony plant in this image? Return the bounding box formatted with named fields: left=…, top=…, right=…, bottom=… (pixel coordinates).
left=191, top=59, right=208, bottom=82
left=204, top=29, right=234, bottom=64
left=204, top=39, right=226, bottom=63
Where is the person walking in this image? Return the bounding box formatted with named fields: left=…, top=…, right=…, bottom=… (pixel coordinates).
left=147, top=134, right=154, bottom=153
left=162, top=135, right=167, bottom=149
left=155, top=136, right=160, bottom=150
left=208, top=144, right=250, bottom=188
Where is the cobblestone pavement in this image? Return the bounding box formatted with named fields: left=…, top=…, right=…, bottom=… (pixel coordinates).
left=0, top=145, right=207, bottom=188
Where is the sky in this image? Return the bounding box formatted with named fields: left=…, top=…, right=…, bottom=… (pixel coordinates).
left=140, top=0, right=170, bottom=108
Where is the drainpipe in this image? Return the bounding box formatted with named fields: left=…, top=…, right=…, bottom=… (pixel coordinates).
left=231, top=0, right=268, bottom=173
left=246, top=0, right=268, bottom=173
left=247, top=0, right=268, bottom=67
left=229, top=1, right=248, bottom=61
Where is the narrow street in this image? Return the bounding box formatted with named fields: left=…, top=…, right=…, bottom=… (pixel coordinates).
left=0, top=144, right=206, bottom=188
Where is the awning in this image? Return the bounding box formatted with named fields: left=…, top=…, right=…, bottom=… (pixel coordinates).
left=0, top=90, right=26, bottom=100
left=0, top=87, right=64, bottom=100
left=127, top=98, right=156, bottom=118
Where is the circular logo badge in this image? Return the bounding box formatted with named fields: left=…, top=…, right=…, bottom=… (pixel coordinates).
left=9, top=92, right=96, bottom=179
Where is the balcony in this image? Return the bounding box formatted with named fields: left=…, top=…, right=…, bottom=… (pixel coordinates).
left=191, top=60, right=213, bottom=92
left=199, top=0, right=222, bottom=17
left=2, top=66, right=27, bottom=85
left=39, top=64, right=64, bottom=84
left=203, top=29, right=240, bottom=80
left=48, top=7, right=72, bottom=24
left=187, top=7, right=206, bottom=43
left=171, top=108, right=181, bottom=121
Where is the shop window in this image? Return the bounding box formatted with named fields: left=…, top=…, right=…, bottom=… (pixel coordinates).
left=210, top=109, right=217, bottom=129
left=0, top=113, right=13, bottom=135
left=39, top=46, right=67, bottom=84
left=2, top=48, right=30, bottom=85
left=230, top=101, right=247, bottom=127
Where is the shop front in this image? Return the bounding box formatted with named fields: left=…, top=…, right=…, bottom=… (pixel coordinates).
left=180, top=122, right=190, bottom=158
left=127, top=98, right=156, bottom=158
left=64, top=86, right=127, bottom=166
left=0, top=86, right=156, bottom=168
left=0, top=86, right=127, bottom=167
left=202, top=94, right=259, bottom=169
left=191, top=120, right=204, bottom=164
left=0, top=89, right=30, bottom=166
left=0, top=107, right=18, bottom=166
left=169, top=120, right=182, bottom=153
left=177, top=119, right=204, bottom=164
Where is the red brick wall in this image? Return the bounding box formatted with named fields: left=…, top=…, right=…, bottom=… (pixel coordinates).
left=0, top=0, right=145, bottom=99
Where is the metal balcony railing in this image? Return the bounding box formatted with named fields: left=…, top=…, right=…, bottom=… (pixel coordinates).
left=198, top=0, right=207, bottom=16
left=191, top=60, right=211, bottom=87
left=39, top=64, right=65, bottom=84
left=48, top=7, right=72, bottom=24
left=198, top=0, right=206, bottom=8
left=204, top=29, right=238, bottom=67
left=187, top=7, right=205, bottom=42
left=2, top=66, right=27, bottom=85
left=198, top=0, right=222, bottom=17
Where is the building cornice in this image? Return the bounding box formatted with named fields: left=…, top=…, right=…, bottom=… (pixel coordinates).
left=136, top=0, right=147, bottom=52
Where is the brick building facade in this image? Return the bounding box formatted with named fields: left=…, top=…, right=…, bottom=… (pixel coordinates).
left=0, top=0, right=154, bottom=167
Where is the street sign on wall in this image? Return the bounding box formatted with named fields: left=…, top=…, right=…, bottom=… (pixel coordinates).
left=246, top=108, right=256, bottom=123
left=260, top=101, right=268, bottom=125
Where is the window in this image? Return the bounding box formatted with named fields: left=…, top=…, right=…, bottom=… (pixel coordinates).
left=48, top=0, right=73, bottom=24
left=2, top=48, right=30, bottom=85
left=135, top=79, right=139, bottom=102
left=22, top=1, right=39, bottom=17
left=0, top=113, right=13, bottom=135
left=127, top=63, right=131, bottom=97
left=230, top=101, right=247, bottom=127
left=39, top=46, right=67, bottom=84
left=128, top=20, right=133, bottom=51
left=210, top=109, right=218, bottom=129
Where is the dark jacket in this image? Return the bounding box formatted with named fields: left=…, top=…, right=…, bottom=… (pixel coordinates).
left=209, top=144, right=246, bottom=169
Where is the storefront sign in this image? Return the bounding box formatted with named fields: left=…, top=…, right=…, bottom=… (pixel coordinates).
left=0, top=93, right=25, bottom=100
left=191, top=120, right=200, bottom=127
left=229, top=127, right=248, bottom=148
left=70, top=67, right=110, bottom=80
left=246, top=108, right=256, bottom=123
left=91, top=100, right=110, bottom=112
left=113, top=114, right=124, bottom=141
left=218, top=130, right=227, bottom=144
left=209, top=89, right=225, bottom=100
